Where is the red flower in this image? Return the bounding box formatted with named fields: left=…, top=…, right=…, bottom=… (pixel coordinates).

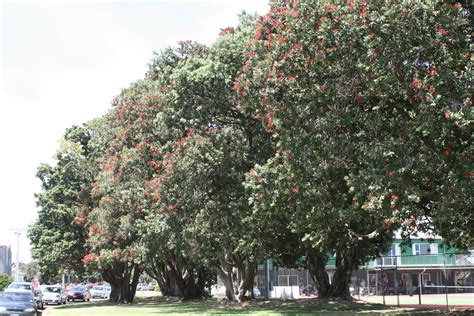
left=324, top=4, right=336, bottom=13
left=437, top=28, right=448, bottom=36
left=411, top=80, right=420, bottom=88
left=367, top=33, right=375, bottom=39
left=444, top=111, right=451, bottom=118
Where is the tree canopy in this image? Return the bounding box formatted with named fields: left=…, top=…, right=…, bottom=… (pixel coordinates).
left=29, top=1, right=472, bottom=303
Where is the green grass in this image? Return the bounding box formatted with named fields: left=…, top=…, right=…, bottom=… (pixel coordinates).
left=41, top=295, right=460, bottom=316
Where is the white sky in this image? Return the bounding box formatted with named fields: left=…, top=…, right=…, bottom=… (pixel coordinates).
left=0, top=0, right=269, bottom=264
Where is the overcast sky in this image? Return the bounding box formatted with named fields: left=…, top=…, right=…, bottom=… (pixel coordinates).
left=0, top=0, right=269, bottom=264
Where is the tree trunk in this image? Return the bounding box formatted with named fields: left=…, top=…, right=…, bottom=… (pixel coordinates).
left=103, top=261, right=142, bottom=303
left=145, top=257, right=182, bottom=297
left=238, top=262, right=256, bottom=302
left=329, top=249, right=355, bottom=300
left=215, top=265, right=237, bottom=301
left=307, top=251, right=330, bottom=298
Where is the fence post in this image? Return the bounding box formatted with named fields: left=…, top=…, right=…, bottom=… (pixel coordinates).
left=381, top=259, right=385, bottom=305
left=443, top=257, right=449, bottom=312
left=395, top=255, right=399, bottom=307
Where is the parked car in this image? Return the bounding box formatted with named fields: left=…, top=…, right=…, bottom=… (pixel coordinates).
left=136, top=283, right=154, bottom=291
left=67, top=286, right=91, bottom=302
left=0, top=289, right=38, bottom=315
left=253, top=287, right=261, bottom=297
left=103, top=285, right=111, bottom=298
left=7, top=282, right=43, bottom=310
left=90, top=285, right=108, bottom=299
left=42, top=285, right=67, bottom=305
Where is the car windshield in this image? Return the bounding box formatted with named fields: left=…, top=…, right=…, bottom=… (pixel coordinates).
left=70, top=287, right=85, bottom=291
left=44, top=287, right=61, bottom=293
left=8, top=284, right=32, bottom=291
left=0, top=292, right=33, bottom=302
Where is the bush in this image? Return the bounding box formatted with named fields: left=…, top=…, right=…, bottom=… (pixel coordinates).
left=0, top=274, right=13, bottom=291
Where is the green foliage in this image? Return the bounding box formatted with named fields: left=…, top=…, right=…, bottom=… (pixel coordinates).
left=28, top=125, right=97, bottom=283
left=29, top=0, right=471, bottom=303
left=21, top=261, right=39, bottom=282
left=241, top=0, right=472, bottom=252
left=0, top=274, right=13, bottom=291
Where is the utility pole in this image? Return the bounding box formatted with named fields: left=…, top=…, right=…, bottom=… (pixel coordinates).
left=13, top=231, right=21, bottom=282
left=11, top=228, right=26, bottom=282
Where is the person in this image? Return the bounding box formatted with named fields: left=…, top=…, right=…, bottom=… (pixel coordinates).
left=359, top=279, right=367, bottom=296
left=399, top=276, right=408, bottom=295
left=383, top=274, right=389, bottom=295
left=426, top=280, right=435, bottom=294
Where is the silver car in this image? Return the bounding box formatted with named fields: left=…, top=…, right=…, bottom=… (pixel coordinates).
left=7, top=282, right=43, bottom=310
left=42, top=286, right=67, bottom=305
left=0, top=289, right=38, bottom=315
left=90, top=286, right=107, bottom=299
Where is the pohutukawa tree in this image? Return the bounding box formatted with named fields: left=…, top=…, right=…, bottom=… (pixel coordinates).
left=30, top=0, right=471, bottom=305
left=238, top=0, right=472, bottom=299
left=29, top=126, right=95, bottom=283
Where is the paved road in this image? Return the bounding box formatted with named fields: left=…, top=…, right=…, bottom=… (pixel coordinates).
left=40, top=298, right=108, bottom=313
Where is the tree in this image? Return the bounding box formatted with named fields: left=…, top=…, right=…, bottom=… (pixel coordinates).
left=28, top=126, right=95, bottom=283
left=239, top=1, right=472, bottom=299
left=142, top=15, right=274, bottom=301
left=21, top=261, right=39, bottom=282
left=0, top=274, right=12, bottom=291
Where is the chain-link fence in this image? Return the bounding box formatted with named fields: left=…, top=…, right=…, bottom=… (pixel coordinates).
left=352, top=252, right=474, bottom=309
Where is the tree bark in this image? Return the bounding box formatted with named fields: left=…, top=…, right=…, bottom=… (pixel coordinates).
left=102, top=261, right=142, bottom=303
left=238, top=262, right=256, bottom=302
left=145, top=256, right=182, bottom=297
left=329, top=249, right=355, bottom=300
left=306, top=251, right=330, bottom=298
left=214, top=263, right=237, bottom=301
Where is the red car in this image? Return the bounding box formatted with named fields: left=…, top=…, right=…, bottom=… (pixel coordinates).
left=67, top=286, right=91, bottom=302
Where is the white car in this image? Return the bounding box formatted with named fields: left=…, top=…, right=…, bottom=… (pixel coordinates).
left=136, top=283, right=154, bottom=291
left=90, top=285, right=108, bottom=299
left=42, top=285, right=67, bottom=305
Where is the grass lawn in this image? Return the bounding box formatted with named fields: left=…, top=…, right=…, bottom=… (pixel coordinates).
left=41, top=294, right=467, bottom=315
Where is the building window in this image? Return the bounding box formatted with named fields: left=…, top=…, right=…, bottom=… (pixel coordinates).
left=376, top=244, right=400, bottom=266
left=413, top=243, right=438, bottom=255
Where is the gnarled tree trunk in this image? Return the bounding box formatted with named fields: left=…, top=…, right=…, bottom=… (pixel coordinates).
left=103, top=261, right=142, bottom=303
left=215, top=260, right=237, bottom=301
left=237, top=262, right=256, bottom=302
left=145, top=255, right=181, bottom=297
left=306, top=251, right=330, bottom=298
left=329, top=248, right=357, bottom=300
